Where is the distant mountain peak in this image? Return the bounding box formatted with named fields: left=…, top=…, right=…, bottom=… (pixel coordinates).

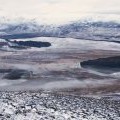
left=0, top=17, right=120, bottom=42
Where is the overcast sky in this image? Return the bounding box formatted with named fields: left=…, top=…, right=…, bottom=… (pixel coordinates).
left=0, top=0, right=120, bottom=24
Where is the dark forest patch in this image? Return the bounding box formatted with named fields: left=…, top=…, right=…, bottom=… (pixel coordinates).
left=0, top=69, right=32, bottom=80
left=81, top=56, right=120, bottom=73
left=13, top=40, right=51, bottom=48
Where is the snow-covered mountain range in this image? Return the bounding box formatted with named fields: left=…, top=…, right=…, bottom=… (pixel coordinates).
left=0, top=18, right=120, bottom=42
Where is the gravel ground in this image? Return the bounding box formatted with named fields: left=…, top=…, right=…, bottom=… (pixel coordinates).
left=0, top=91, right=119, bottom=120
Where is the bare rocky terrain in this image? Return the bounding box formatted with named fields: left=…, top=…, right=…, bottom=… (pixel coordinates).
left=0, top=91, right=120, bottom=120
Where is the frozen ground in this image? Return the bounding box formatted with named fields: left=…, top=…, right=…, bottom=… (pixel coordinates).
left=0, top=37, right=120, bottom=92
left=0, top=37, right=120, bottom=119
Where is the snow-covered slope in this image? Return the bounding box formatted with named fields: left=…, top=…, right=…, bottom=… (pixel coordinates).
left=0, top=18, right=120, bottom=42
left=59, top=21, right=120, bottom=41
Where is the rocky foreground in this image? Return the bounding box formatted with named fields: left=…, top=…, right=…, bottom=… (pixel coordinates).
left=0, top=91, right=119, bottom=120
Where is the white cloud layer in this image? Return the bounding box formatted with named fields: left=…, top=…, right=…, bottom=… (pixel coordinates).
left=0, top=0, right=120, bottom=24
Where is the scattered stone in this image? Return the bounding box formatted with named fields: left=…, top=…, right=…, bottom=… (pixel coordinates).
left=0, top=91, right=119, bottom=120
